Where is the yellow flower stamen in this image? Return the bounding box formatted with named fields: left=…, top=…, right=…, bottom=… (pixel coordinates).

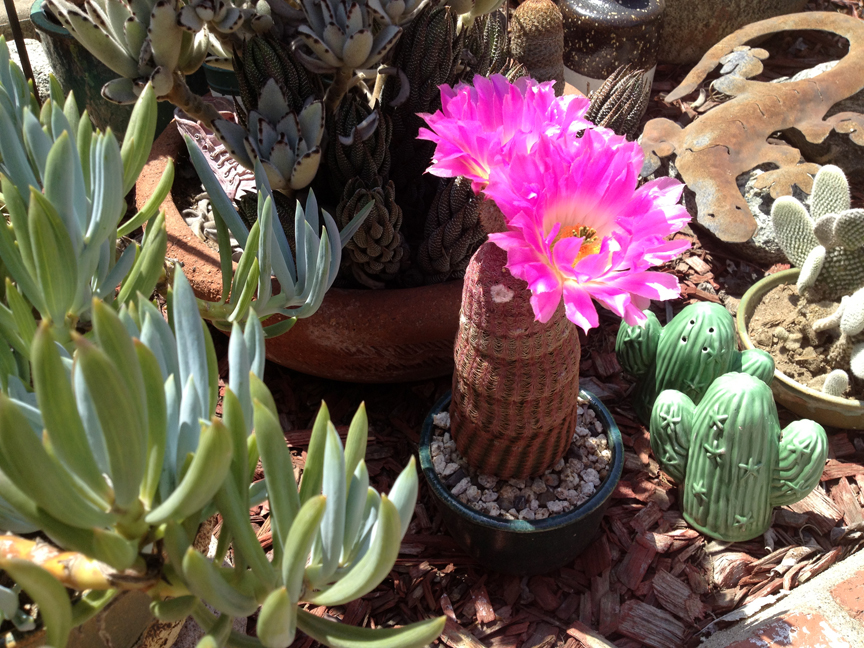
left=551, top=225, right=601, bottom=266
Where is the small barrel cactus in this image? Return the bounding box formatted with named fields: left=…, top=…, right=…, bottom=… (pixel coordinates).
left=449, top=242, right=581, bottom=479
left=616, top=302, right=774, bottom=423
left=509, top=0, right=565, bottom=94
left=650, top=373, right=828, bottom=542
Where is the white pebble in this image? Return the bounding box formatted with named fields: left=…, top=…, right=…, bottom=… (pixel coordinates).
left=432, top=412, right=451, bottom=428
left=478, top=474, right=498, bottom=489
left=481, top=489, right=498, bottom=502
left=451, top=477, right=471, bottom=496
left=531, top=478, right=547, bottom=494
left=465, top=485, right=481, bottom=502
left=543, top=473, right=560, bottom=487
left=442, top=462, right=460, bottom=476
left=508, top=478, right=526, bottom=489
left=520, top=509, right=535, bottom=521
left=530, top=499, right=539, bottom=511
left=546, top=500, right=567, bottom=514
left=535, top=508, right=550, bottom=520
left=433, top=455, right=446, bottom=473
left=486, top=503, right=500, bottom=516
left=582, top=468, right=601, bottom=485
left=580, top=481, right=596, bottom=497
left=553, top=458, right=565, bottom=471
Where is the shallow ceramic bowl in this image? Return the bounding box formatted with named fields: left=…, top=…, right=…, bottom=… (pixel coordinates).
left=737, top=268, right=864, bottom=430
left=419, top=390, right=624, bottom=575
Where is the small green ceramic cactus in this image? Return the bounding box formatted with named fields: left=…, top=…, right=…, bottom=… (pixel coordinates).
left=650, top=373, right=828, bottom=542
left=616, top=302, right=774, bottom=423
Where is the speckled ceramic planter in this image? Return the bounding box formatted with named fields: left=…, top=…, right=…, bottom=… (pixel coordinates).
left=558, top=0, right=665, bottom=96
left=139, top=122, right=463, bottom=383
left=419, top=390, right=623, bottom=575
left=737, top=269, right=864, bottom=430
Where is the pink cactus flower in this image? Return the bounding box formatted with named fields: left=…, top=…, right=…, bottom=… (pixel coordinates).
left=417, top=74, right=592, bottom=191
left=483, top=129, right=691, bottom=332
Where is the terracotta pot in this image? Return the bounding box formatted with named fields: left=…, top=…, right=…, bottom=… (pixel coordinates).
left=737, top=268, right=864, bottom=430
left=137, top=123, right=463, bottom=382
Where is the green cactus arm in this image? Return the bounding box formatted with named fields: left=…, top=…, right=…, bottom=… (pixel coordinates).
left=615, top=310, right=661, bottom=378
left=771, top=419, right=828, bottom=507
left=731, top=349, right=774, bottom=386
left=649, top=389, right=695, bottom=484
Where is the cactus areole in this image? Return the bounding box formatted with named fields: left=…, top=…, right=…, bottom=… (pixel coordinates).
left=650, top=373, right=828, bottom=542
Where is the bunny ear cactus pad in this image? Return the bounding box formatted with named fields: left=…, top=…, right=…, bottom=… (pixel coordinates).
left=650, top=373, right=827, bottom=542
left=616, top=302, right=775, bottom=423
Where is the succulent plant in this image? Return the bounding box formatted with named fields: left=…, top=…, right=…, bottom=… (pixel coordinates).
left=449, top=242, right=581, bottom=478
left=326, top=90, right=393, bottom=195
left=444, top=0, right=505, bottom=32
left=649, top=372, right=827, bottom=541
left=0, top=43, right=168, bottom=346
left=0, top=583, right=34, bottom=634
left=212, top=79, right=325, bottom=194
left=44, top=0, right=216, bottom=123
left=337, top=177, right=405, bottom=287
left=185, top=133, right=371, bottom=329
left=416, top=176, right=486, bottom=284
left=585, top=65, right=650, bottom=141
left=236, top=34, right=320, bottom=123
left=508, top=0, right=565, bottom=94
left=616, top=302, right=775, bottom=423
left=772, top=164, right=864, bottom=392
left=292, top=0, right=404, bottom=112
left=0, top=267, right=443, bottom=648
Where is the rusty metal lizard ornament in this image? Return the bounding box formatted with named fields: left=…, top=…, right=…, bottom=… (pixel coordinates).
left=640, top=12, right=864, bottom=243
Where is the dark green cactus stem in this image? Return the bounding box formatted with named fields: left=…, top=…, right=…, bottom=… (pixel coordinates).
left=651, top=373, right=827, bottom=542
left=615, top=302, right=774, bottom=423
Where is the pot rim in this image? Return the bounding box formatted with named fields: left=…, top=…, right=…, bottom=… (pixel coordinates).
left=30, top=0, right=68, bottom=36
left=736, top=267, right=864, bottom=410
left=419, top=389, right=624, bottom=534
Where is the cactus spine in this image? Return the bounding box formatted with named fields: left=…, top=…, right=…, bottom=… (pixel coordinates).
left=616, top=302, right=775, bottom=423
left=449, top=242, right=581, bottom=479
left=650, top=373, right=828, bottom=542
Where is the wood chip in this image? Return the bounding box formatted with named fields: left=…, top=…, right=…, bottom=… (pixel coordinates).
left=829, top=433, right=856, bottom=458
left=618, top=542, right=657, bottom=591
left=786, top=488, right=843, bottom=534
left=523, top=622, right=558, bottom=648
left=617, top=600, right=688, bottom=648
left=440, top=618, right=487, bottom=648
left=529, top=576, right=561, bottom=613
left=652, top=569, right=709, bottom=623
left=831, top=477, right=864, bottom=526
left=555, top=593, right=579, bottom=621
left=685, top=256, right=712, bottom=274
left=580, top=536, right=612, bottom=579
left=711, top=552, right=756, bottom=589
left=597, top=590, right=620, bottom=637
left=470, top=585, right=496, bottom=624
left=821, top=459, right=864, bottom=481
left=631, top=502, right=663, bottom=534
left=565, top=620, right=618, bottom=648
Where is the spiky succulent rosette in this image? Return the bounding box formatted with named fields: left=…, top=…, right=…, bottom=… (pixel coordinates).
left=484, top=130, right=690, bottom=331
left=418, top=74, right=592, bottom=191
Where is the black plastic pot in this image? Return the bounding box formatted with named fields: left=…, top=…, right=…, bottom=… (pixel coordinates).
left=419, top=390, right=623, bottom=575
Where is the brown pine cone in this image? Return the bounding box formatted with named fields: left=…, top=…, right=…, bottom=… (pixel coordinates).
left=417, top=177, right=487, bottom=284
left=337, top=178, right=406, bottom=288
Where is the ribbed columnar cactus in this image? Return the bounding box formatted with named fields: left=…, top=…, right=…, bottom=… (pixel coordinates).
left=585, top=65, right=650, bottom=141
left=449, top=242, right=581, bottom=479
left=650, top=373, right=828, bottom=541
left=616, top=302, right=774, bottom=423
left=509, top=0, right=565, bottom=94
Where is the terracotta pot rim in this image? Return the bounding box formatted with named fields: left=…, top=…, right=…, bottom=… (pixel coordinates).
left=419, top=390, right=624, bottom=534
left=141, top=121, right=464, bottom=302
left=737, top=268, right=864, bottom=410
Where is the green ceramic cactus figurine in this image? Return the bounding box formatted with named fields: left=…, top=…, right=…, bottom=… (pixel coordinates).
left=615, top=302, right=774, bottom=423
left=650, top=373, right=828, bottom=542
